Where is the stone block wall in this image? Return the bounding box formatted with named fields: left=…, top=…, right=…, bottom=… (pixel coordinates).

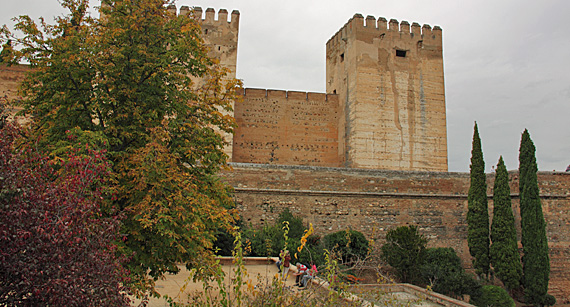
left=233, top=89, right=339, bottom=167
left=0, top=64, right=30, bottom=121
left=221, top=163, right=570, bottom=303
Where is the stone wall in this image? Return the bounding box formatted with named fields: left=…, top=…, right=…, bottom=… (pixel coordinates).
left=233, top=88, right=339, bottom=167
left=221, top=163, right=570, bottom=303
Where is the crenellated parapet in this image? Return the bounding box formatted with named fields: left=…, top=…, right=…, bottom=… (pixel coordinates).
left=237, top=88, right=338, bottom=103
left=166, top=4, right=240, bottom=81
left=326, top=13, right=442, bottom=52
left=167, top=5, right=240, bottom=28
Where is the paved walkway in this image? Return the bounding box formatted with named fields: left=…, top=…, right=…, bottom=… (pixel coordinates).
left=130, top=262, right=299, bottom=306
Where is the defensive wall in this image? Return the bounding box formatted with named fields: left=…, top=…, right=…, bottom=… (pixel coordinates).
left=221, top=163, right=570, bottom=302
left=233, top=88, right=340, bottom=166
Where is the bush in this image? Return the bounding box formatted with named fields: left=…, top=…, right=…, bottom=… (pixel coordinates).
left=214, top=217, right=246, bottom=256
left=421, top=247, right=481, bottom=298
left=243, top=209, right=308, bottom=258
left=246, top=224, right=283, bottom=257
left=324, top=229, right=369, bottom=265
left=381, top=225, right=427, bottom=283
left=543, top=294, right=556, bottom=306
left=277, top=208, right=306, bottom=239
left=470, top=285, right=515, bottom=307
left=0, top=124, right=129, bottom=306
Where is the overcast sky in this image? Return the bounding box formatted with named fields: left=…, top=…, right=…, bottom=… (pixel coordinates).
left=3, top=0, right=569, bottom=172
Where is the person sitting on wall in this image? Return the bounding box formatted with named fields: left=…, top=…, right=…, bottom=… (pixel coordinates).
left=293, top=262, right=308, bottom=286
left=298, top=264, right=318, bottom=289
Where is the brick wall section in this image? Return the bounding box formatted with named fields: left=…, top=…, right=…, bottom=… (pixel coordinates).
left=0, top=64, right=30, bottom=120
left=221, top=163, right=570, bottom=303
left=233, top=89, right=339, bottom=167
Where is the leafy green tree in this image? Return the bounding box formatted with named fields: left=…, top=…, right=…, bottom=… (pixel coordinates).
left=277, top=208, right=306, bottom=239
left=381, top=225, right=427, bottom=283
left=467, top=122, right=490, bottom=277
left=421, top=247, right=481, bottom=299
left=2, top=0, right=240, bottom=295
left=490, top=156, right=523, bottom=291
left=518, top=129, right=550, bottom=305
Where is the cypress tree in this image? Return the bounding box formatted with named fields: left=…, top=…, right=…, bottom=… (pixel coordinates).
left=490, top=156, right=522, bottom=291
left=467, top=122, right=490, bottom=277
left=518, top=130, right=550, bottom=305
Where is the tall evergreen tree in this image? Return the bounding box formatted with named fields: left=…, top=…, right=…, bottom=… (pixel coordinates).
left=518, top=130, right=550, bottom=305
left=490, top=156, right=522, bottom=291
left=467, top=122, right=490, bottom=277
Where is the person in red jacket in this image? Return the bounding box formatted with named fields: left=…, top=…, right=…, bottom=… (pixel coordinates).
left=281, top=250, right=291, bottom=280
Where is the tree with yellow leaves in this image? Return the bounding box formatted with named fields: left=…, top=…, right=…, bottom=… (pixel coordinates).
left=1, top=0, right=241, bottom=297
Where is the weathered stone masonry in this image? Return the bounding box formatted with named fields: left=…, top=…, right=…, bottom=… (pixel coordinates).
left=221, top=164, right=570, bottom=302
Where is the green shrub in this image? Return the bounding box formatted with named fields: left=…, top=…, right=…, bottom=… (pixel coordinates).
left=421, top=247, right=481, bottom=298
left=242, top=209, right=308, bottom=258
left=324, top=229, right=369, bottom=265
left=381, top=225, right=427, bottom=283
left=470, top=285, right=515, bottom=307
left=543, top=294, right=556, bottom=306
left=277, top=208, right=306, bottom=239
left=246, top=224, right=283, bottom=257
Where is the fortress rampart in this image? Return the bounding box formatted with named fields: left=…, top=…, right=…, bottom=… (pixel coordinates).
left=221, top=164, right=570, bottom=302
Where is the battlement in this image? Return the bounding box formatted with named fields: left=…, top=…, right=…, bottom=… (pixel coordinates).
left=167, top=5, right=240, bottom=28
left=326, top=13, right=442, bottom=49
left=238, top=88, right=338, bottom=103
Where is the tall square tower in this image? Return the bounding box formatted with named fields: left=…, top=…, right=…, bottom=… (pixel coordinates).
left=326, top=14, right=448, bottom=171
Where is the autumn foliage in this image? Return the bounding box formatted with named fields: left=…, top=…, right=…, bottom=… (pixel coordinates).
left=1, top=0, right=241, bottom=297
left=0, top=122, right=129, bottom=306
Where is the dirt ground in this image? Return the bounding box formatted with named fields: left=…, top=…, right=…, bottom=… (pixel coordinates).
left=130, top=262, right=301, bottom=306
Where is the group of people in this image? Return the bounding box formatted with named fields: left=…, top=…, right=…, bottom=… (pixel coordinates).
left=275, top=250, right=318, bottom=290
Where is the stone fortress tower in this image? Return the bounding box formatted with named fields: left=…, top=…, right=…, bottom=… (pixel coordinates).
left=326, top=15, right=447, bottom=171
left=168, top=6, right=240, bottom=80
left=167, top=5, right=240, bottom=158
left=162, top=6, right=448, bottom=172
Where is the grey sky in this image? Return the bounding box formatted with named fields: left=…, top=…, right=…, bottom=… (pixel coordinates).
left=3, top=0, right=569, bottom=172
